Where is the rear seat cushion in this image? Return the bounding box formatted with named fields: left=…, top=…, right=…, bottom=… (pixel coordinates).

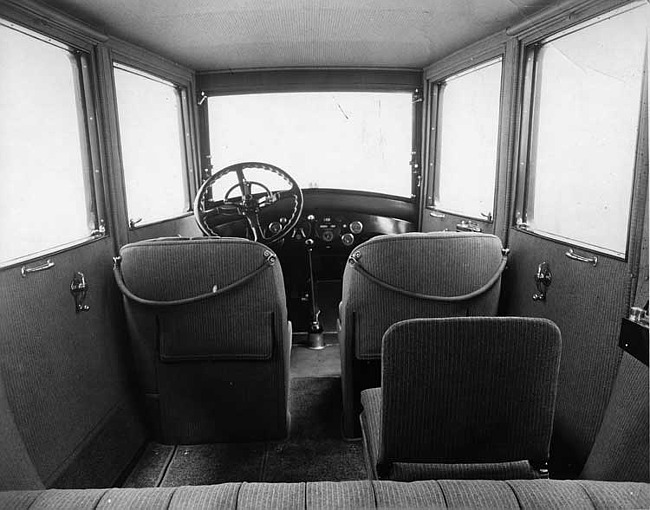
left=1, top=480, right=649, bottom=509
left=238, top=482, right=304, bottom=509
left=306, top=481, right=375, bottom=509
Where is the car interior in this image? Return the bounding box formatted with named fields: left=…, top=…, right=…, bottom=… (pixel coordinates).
left=0, top=0, right=648, bottom=508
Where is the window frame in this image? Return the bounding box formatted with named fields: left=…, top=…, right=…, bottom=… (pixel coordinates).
left=0, top=16, right=108, bottom=269
left=195, top=69, right=423, bottom=204
left=422, top=37, right=511, bottom=233
left=102, top=45, right=199, bottom=233
left=426, top=55, right=505, bottom=223
left=110, top=59, right=196, bottom=230
left=512, top=1, right=648, bottom=261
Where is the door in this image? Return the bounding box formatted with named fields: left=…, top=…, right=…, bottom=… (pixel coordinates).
left=502, top=3, right=648, bottom=476
left=0, top=8, right=144, bottom=488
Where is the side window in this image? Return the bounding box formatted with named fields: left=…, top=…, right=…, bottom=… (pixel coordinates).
left=517, top=3, right=647, bottom=257
left=113, top=64, right=190, bottom=227
left=0, top=21, right=102, bottom=265
left=428, top=57, right=503, bottom=220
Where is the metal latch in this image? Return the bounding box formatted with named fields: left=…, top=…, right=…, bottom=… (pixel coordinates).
left=70, top=272, right=90, bottom=312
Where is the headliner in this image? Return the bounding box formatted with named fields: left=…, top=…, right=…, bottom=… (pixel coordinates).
left=41, top=0, right=557, bottom=71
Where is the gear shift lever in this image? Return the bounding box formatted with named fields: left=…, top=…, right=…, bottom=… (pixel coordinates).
left=305, top=237, right=325, bottom=349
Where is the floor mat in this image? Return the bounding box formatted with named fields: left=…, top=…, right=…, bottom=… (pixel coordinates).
left=290, top=344, right=341, bottom=379
left=124, top=377, right=364, bottom=486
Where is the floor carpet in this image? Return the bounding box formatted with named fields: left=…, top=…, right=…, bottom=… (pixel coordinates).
left=123, top=347, right=364, bottom=486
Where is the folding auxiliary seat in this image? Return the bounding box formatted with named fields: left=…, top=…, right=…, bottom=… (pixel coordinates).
left=113, top=237, right=291, bottom=444
left=360, top=317, right=562, bottom=481
left=339, top=232, right=508, bottom=438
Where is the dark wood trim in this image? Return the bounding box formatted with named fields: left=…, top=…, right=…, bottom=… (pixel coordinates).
left=197, top=68, right=422, bottom=96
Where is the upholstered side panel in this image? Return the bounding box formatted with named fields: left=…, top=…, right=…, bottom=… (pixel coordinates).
left=580, top=353, right=649, bottom=482
left=0, top=369, right=42, bottom=490
left=381, top=317, right=561, bottom=468
left=0, top=238, right=141, bottom=487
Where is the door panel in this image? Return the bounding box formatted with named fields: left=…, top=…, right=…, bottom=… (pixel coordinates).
left=0, top=238, right=144, bottom=486
left=502, top=231, right=630, bottom=474
left=128, top=215, right=202, bottom=244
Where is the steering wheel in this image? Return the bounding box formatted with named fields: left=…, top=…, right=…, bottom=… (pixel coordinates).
left=193, top=162, right=303, bottom=244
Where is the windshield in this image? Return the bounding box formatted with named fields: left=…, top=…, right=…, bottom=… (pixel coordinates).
left=207, top=91, right=413, bottom=197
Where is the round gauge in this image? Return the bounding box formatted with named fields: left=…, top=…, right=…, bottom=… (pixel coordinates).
left=268, top=221, right=282, bottom=234
left=341, top=233, right=355, bottom=246
left=350, top=220, right=363, bottom=234
left=321, top=230, right=335, bottom=243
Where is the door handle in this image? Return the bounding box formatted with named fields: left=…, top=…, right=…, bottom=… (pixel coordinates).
left=70, top=272, right=90, bottom=312
left=533, top=262, right=552, bottom=301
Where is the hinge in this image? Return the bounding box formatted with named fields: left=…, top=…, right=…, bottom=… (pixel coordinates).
left=91, top=219, right=106, bottom=237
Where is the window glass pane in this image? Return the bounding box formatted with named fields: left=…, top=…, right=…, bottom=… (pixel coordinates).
left=208, top=92, right=413, bottom=197
left=525, top=4, right=647, bottom=256
left=0, top=23, right=94, bottom=264
left=434, top=58, right=502, bottom=219
left=114, top=65, right=187, bottom=225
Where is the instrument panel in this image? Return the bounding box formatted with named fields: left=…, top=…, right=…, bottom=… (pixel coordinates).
left=270, top=211, right=412, bottom=251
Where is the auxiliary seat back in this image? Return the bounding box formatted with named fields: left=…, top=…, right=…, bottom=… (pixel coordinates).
left=340, top=232, right=507, bottom=438
left=115, top=237, right=291, bottom=444
left=360, top=317, right=562, bottom=481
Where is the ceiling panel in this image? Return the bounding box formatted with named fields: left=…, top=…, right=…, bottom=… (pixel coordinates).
left=40, top=0, right=556, bottom=70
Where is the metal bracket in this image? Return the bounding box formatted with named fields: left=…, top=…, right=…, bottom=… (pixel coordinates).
left=533, top=262, right=552, bottom=301
left=70, top=272, right=90, bottom=312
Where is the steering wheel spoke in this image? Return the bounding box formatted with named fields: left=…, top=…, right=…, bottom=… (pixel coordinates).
left=193, top=162, right=304, bottom=245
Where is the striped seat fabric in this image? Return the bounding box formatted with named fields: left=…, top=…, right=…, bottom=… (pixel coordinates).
left=1, top=479, right=648, bottom=509
left=114, top=237, right=291, bottom=444
left=339, top=232, right=507, bottom=438
left=360, top=317, right=561, bottom=481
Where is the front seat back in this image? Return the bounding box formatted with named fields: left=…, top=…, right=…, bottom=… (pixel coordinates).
left=114, top=237, right=291, bottom=444
left=339, top=232, right=507, bottom=438
left=361, top=317, right=562, bottom=480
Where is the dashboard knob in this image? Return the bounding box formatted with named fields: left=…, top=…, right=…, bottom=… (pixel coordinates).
left=268, top=221, right=282, bottom=234
left=341, top=233, right=355, bottom=246
left=350, top=220, right=363, bottom=234
left=321, top=230, right=334, bottom=242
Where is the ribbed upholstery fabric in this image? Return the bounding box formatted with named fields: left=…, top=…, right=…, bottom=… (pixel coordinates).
left=238, top=482, right=305, bottom=509
left=577, top=480, right=650, bottom=509
left=360, top=388, right=382, bottom=479
left=168, top=484, right=239, bottom=509
left=439, top=480, right=520, bottom=508
left=1, top=480, right=649, bottom=509
left=506, top=480, right=593, bottom=509
left=360, top=317, right=561, bottom=480
left=361, top=390, right=537, bottom=482
left=0, top=238, right=139, bottom=486
left=95, top=487, right=176, bottom=509
left=119, top=237, right=280, bottom=360
left=306, top=481, right=375, bottom=509
left=29, top=489, right=108, bottom=509
left=340, top=232, right=505, bottom=438
left=0, top=491, right=41, bottom=510
left=391, top=460, right=537, bottom=482
left=580, top=353, right=649, bottom=482
left=117, top=237, right=291, bottom=444
left=373, top=480, right=446, bottom=508
left=0, top=371, right=42, bottom=490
